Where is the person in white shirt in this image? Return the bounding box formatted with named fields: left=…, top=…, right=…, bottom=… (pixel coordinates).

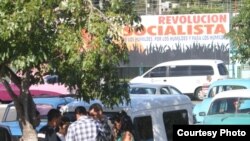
left=66, top=106, right=97, bottom=141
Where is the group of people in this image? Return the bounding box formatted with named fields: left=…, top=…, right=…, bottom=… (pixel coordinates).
left=37, top=103, right=135, bottom=141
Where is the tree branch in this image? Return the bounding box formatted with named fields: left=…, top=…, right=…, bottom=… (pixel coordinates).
left=1, top=79, right=19, bottom=102
left=0, top=65, right=21, bottom=88
left=2, top=79, right=27, bottom=128
left=86, top=0, right=124, bottom=37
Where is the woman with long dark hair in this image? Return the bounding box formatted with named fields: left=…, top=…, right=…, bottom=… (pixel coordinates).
left=112, top=110, right=135, bottom=141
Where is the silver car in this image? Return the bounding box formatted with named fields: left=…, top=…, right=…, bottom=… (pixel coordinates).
left=129, top=83, right=183, bottom=95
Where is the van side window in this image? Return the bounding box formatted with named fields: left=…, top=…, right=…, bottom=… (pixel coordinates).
left=163, top=110, right=189, bottom=141
left=133, top=116, right=153, bottom=141
left=169, top=66, right=189, bottom=77
left=144, top=67, right=166, bottom=78
left=190, top=66, right=214, bottom=75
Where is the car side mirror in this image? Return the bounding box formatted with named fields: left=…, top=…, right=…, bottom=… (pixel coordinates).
left=199, top=112, right=206, bottom=116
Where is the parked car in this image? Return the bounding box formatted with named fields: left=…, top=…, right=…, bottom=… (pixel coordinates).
left=130, top=59, right=229, bottom=100
left=199, top=89, right=250, bottom=125
left=0, top=83, right=71, bottom=103
left=193, top=79, right=250, bottom=123
left=129, top=83, right=183, bottom=95
left=0, top=126, right=12, bottom=141
left=0, top=96, right=74, bottom=140
left=60, top=94, right=194, bottom=141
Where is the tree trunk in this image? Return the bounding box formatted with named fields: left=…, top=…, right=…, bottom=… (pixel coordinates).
left=1, top=67, right=38, bottom=141
left=19, top=73, right=38, bottom=141
left=20, top=120, right=38, bottom=141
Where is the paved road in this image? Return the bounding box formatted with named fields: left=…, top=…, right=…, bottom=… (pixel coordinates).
left=192, top=100, right=201, bottom=105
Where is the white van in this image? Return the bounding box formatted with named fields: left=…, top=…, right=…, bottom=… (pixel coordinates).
left=60, top=94, right=194, bottom=141
left=130, top=59, right=229, bottom=100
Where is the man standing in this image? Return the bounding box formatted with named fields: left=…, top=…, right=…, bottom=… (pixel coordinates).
left=66, top=106, right=97, bottom=141
left=38, top=109, right=61, bottom=141
left=89, top=103, right=113, bottom=141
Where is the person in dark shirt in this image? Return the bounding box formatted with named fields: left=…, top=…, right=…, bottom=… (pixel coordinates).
left=38, top=109, right=62, bottom=141
left=89, top=103, right=113, bottom=141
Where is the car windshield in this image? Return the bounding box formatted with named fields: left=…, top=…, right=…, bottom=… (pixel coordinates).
left=4, top=104, right=53, bottom=122
left=208, top=98, right=250, bottom=115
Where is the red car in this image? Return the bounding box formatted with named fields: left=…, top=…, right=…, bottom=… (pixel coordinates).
left=0, top=83, right=70, bottom=103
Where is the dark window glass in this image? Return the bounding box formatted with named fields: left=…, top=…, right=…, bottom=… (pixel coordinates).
left=169, top=86, right=182, bottom=94
left=190, top=66, right=214, bottom=75
left=0, top=127, right=11, bottom=141
left=208, top=85, right=246, bottom=98
left=144, top=67, right=166, bottom=78
left=163, top=110, right=189, bottom=141
left=134, top=116, right=153, bottom=141
left=208, top=98, right=228, bottom=114
left=208, top=98, right=250, bottom=115
left=169, top=66, right=190, bottom=77
left=160, top=87, right=171, bottom=94
left=218, top=63, right=229, bottom=75
left=130, top=88, right=156, bottom=94
left=63, top=112, right=76, bottom=122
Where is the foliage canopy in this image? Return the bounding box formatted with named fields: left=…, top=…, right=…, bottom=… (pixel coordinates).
left=0, top=1, right=140, bottom=139
left=0, top=0, right=140, bottom=107
left=226, top=0, right=250, bottom=64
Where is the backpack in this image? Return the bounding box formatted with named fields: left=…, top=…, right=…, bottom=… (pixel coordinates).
left=96, top=119, right=112, bottom=141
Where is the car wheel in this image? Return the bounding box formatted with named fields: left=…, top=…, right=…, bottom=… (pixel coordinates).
left=194, top=87, right=204, bottom=101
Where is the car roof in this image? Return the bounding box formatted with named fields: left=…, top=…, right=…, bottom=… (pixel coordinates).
left=0, top=83, right=71, bottom=94
left=156, top=59, right=223, bottom=67
left=129, top=83, right=172, bottom=88
left=34, top=97, right=74, bottom=106
left=8, top=97, right=75, bottom=108
left=0, top=83, right=73, bottom=102
left=209, top=79, right=250, bottom=88
left=0, top=97, right=75, bottom=137
left=61, top=94, right=192, bottom=113
left=212, top=89, right=250, bottom=100
left=128, top=94, right=191, bottom=112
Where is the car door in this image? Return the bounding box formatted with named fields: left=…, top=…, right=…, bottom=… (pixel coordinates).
left=0, top=126, right=12, bottom=141
left=165, top=65, right=193, bottom=94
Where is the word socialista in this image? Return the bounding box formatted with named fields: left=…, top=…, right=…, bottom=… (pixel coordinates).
left=124, top=14, right=228, bottom=36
